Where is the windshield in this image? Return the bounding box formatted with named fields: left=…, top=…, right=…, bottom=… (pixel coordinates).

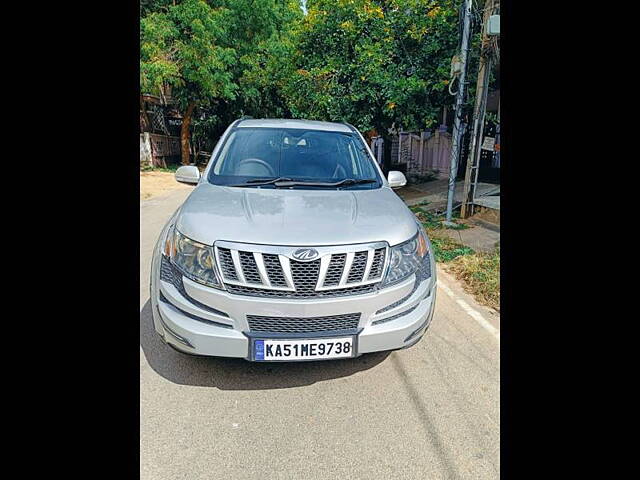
left=207, top=127, right=382, bottom=189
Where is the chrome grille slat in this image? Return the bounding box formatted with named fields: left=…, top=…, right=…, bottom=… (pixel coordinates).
left=253, top=252, right=271, bottom=286
left=315, top=255, right=331, bottom=290
left=362, top=248, right=375, bottom=281
left=323, top=253, right=346, bottom=287
left=230, top=250, right=246, bottom=283
left=347, top=251, right=368, bottom=284
left=367, top=248, right=386, bottom=280
left=339, top=252, right=355, bottom=286
left=278, top=255, right=295, bottom=290
left=239, top=251, right=262, bottom=284
left=217, top=248, right=238, bottom=281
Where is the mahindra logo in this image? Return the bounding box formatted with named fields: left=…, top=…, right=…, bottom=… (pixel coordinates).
left=292, top=248, right=319, bottom=261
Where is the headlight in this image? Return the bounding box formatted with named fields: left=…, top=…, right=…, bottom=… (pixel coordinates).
left=383, top=226, right=431, bottom=286
left=165, top=227, right=222, bottom=289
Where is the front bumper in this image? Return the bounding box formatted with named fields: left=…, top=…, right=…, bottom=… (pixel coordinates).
left=150, top=252, right=436, bottom=360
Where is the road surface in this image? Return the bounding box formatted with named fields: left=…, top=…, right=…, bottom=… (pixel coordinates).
left=140, top=188, right=500, bottom=480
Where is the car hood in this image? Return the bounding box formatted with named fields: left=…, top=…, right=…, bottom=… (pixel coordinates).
left=175, top=183, right=418, bottom=247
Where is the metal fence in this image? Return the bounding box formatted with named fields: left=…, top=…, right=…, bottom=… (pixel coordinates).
left=370, top=127, right=452, bottom=179
left=140, top=133, right=181, bottom=168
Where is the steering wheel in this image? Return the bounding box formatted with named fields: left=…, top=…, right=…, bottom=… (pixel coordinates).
left=236, top=158, right=276, bottom=177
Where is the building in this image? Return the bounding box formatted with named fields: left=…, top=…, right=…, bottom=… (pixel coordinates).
left=140, top=92, right=182, bottom=168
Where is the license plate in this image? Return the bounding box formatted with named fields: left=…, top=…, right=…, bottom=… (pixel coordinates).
left=253, top=336, right=355, bottom=361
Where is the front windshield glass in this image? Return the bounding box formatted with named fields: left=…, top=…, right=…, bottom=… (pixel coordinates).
left=207, top=127, right=382, bottom=189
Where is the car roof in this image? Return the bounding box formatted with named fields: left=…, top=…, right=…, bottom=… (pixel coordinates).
left=236, top=118, right=353, bottom=133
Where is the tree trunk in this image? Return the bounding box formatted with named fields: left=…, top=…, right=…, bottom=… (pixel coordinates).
left=181, top=102, right=197, bottom=165
left=140, top=96, right=151, bottom=133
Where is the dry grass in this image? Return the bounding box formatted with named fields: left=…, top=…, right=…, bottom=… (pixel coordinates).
left=447, top=249, right=500, bottom=311
left=410, top=204, right=499, bottom=310
left=140, top=171, right=191, bottom=201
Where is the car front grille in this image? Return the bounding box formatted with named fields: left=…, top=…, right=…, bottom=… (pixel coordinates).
left=247, top=313, right=361, bottom=334
left=215, top=241, right=388, bottom=299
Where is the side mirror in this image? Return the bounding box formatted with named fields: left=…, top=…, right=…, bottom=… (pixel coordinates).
left=175, top=166, right=200, bottom=185
left=387, top=171, right=407, bottom=189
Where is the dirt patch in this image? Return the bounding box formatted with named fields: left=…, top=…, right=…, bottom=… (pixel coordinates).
left=471, top=206, right=500, bottom=226
left=409, top=203, right=500, bottom=310
left=140, top=171, right=191, bottom=201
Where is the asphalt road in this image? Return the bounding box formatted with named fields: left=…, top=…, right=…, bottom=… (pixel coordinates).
left=140, top=188, right=500, bottom=480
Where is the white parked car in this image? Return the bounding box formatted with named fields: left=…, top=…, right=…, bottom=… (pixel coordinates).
left=151, top=118, right=436, bottom=361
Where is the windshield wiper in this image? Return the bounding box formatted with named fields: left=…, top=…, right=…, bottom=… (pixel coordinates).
left=273, top=178, right=378, bottom=188
left=229, top=177, right=294, bottom=187
left=229, top=177, right=378, bottom=188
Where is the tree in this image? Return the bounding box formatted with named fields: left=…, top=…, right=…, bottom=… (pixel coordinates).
left=285, top=0, right=462, bottom=171
left=140, top=0, right=237, bottom=164
left=142, top=0, right=304, bottom=160
left=140, top=0, right=474, bottom=169
left=186, top=0, right=304, bottom=154
left=233, top=1, right=303, bottom=120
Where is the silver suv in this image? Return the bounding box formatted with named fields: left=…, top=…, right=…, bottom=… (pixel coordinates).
left=151, top=119, right=437, bottom=361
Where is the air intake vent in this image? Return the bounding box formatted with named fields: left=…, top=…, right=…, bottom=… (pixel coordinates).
left=247, top=313, right=361, bottom=334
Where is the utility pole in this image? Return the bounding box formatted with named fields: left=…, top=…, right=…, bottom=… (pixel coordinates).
left=460, top=0, right=497, bottom=218
left=444, top=0, right=472, bottom=225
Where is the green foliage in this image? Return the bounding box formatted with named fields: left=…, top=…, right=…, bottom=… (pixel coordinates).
left=217, top=0, right=303, bottom=121
left=409, top=204, right=473, bottom=261
left=140, top=0, right=174, bottom=16
left=182, top=0, right=303, bottom=152
left=410, top=205, right=469, bottom=230
left=285, top=0, right=462, bottom=134
left=140, top=164, right=180, bottom=173
left=140, top=0, right=480, bottom=156
left=429, top=236, right=474, bottom=262
left=140, top=0, right=238, bottom=111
